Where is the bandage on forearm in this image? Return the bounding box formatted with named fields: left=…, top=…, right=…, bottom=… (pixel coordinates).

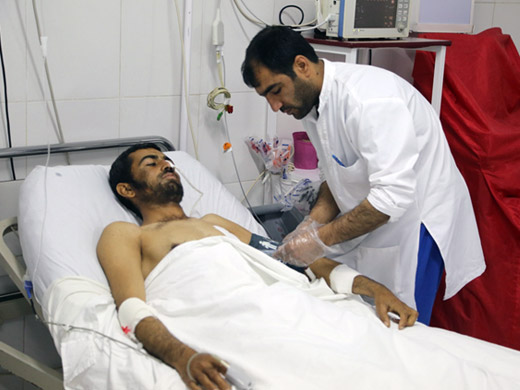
left=329, top=264, right=361, bottom=296
left=118, top=297, right=158, bottom=342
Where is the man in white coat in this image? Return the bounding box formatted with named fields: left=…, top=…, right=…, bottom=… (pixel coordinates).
left=242, top=26, right=485, bottom=324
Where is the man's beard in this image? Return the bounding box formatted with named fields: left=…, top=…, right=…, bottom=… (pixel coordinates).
left=138, top=179, right=184, bottom=206
left=284, top=77, right=320, bottom=120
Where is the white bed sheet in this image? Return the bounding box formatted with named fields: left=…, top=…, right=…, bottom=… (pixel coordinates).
left=43, top=236, right=520, bottom=390
left=18, top=151, right=266, bottom=303
left=16, top=149, right=520, bottom=390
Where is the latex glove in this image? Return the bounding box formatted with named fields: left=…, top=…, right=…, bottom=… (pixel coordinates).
left=274, top=221, right=343, bottom=267
left=282, top=215, right=317, bottom=243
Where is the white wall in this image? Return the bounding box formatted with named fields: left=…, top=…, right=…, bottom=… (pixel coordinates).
left=473, top=0, right=520, bottom=45
left=0, top=0, right=300, bottom=207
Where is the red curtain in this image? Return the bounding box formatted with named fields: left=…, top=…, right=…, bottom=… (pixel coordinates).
left=412, top=28, right=520, bottom=350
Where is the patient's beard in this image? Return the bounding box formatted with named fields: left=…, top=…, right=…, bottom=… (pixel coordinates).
left=140, top=180, right=184, bottom=206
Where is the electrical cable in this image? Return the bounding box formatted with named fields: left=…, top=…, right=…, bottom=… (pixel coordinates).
left=174, top=166, right=204, bottom=216
left=229, top=0, right=252, bottom=41
left=232, top=0, right=320, bottom=29
left=0, top=23, right=16, bottom=180
left=292, top=15, right=331, bottom=32
left=279, top=5, right=305, bottom=26
left=231, top=0, right=267, bottom=27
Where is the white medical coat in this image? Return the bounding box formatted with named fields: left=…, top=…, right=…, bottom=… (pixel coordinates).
left=302, top=59, right=485, bottom=308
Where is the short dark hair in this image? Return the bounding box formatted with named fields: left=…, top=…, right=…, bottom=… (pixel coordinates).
left=242, top=26, right=319, bottom=88
left=109, top=143, right=162, bottom=218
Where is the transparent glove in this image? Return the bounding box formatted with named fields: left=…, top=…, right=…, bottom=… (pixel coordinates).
left=274, top=220, right=343, bottom=267
left=282, top=215, right=317, bottom=244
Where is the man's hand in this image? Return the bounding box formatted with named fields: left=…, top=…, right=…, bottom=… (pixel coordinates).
left=281, top=215, right=316, bottom=243
left=275, top=227, right=325, bottom=266
left=311, top=259, right=419, bottom=330
left=176, top=351, right=231, bottom=390
left=275, top=219, right=343, bottom=267
left=360, top=280, right=418, bottom=330
left=134, top=317, right=231, bottom=389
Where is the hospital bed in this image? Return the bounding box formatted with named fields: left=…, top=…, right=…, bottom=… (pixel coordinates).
left=2, top=137, right=520, bottom=390
left=0, top=136, right=181, bottom=388
left=0, top=135, right=278, bottom=388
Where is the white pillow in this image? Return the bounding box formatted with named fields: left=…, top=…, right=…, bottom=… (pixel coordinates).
left=18, top=151, right=266, bottom=302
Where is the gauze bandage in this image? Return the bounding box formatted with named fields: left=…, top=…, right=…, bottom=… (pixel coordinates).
left=118, top=297, right=158, bottom=342
left=329, top=264, right=361, bottom=296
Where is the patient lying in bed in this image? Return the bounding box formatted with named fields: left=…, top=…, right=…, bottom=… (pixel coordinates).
left=92, top=143, right=520, bottom=390
left=14, top=143, right=519, bottom=390
left=99, top=143, right=420, bottom=390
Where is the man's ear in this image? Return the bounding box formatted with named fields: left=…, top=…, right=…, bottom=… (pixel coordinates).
left=116, top=183, right=135, bottom=199
left=293, top=55, right=312, bottom=78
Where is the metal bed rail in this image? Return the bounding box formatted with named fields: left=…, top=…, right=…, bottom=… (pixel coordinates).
left=0, top=135, right=175, bottom=159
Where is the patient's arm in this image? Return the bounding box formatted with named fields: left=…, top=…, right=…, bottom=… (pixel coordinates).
left=310, top=258, right=418, bottom=329
left=135, top=318, right=229, bottom=390
left=201, top=213, right=253, bottom=243
left=97, top=222, right=230, bottom=390
left=200, top=213, right=417, bottom=328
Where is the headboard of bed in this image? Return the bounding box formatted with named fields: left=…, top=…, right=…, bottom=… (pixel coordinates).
left=0, top=135, right=176, bottom=159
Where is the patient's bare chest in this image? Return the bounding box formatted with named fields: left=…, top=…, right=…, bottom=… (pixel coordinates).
left=140, top=219, right=223, bottom=274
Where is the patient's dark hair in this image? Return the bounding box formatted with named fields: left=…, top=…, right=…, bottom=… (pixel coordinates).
left=109, top=143, right=162, bottom=218
left=241, top=26, right=319, bottom=88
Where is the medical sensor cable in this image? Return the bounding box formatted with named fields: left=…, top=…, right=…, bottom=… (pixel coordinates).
left=41, top=319, right=255, bottom=390
left=174, top=166, right=204, bottom=217
left=0, top=23, right=16, bottom=180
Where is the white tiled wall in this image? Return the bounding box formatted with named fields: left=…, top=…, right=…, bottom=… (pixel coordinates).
left=0, top=0, right=282, bottom=205
left=474, top=0, right=520, bottom=47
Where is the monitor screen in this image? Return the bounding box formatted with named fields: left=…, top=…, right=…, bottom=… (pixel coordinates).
left=354, top=0, right=398, bottom=28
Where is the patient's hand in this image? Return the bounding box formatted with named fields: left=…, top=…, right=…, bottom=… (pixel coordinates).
left=351, top=275, right=418, bottom=330
left=134, top=317, right=230, bottom=389
left=371, top=284, right=418, bottom=330
left=309, top=259, right=418, bottom=330
left=179, top=351, right=231, bottom=390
